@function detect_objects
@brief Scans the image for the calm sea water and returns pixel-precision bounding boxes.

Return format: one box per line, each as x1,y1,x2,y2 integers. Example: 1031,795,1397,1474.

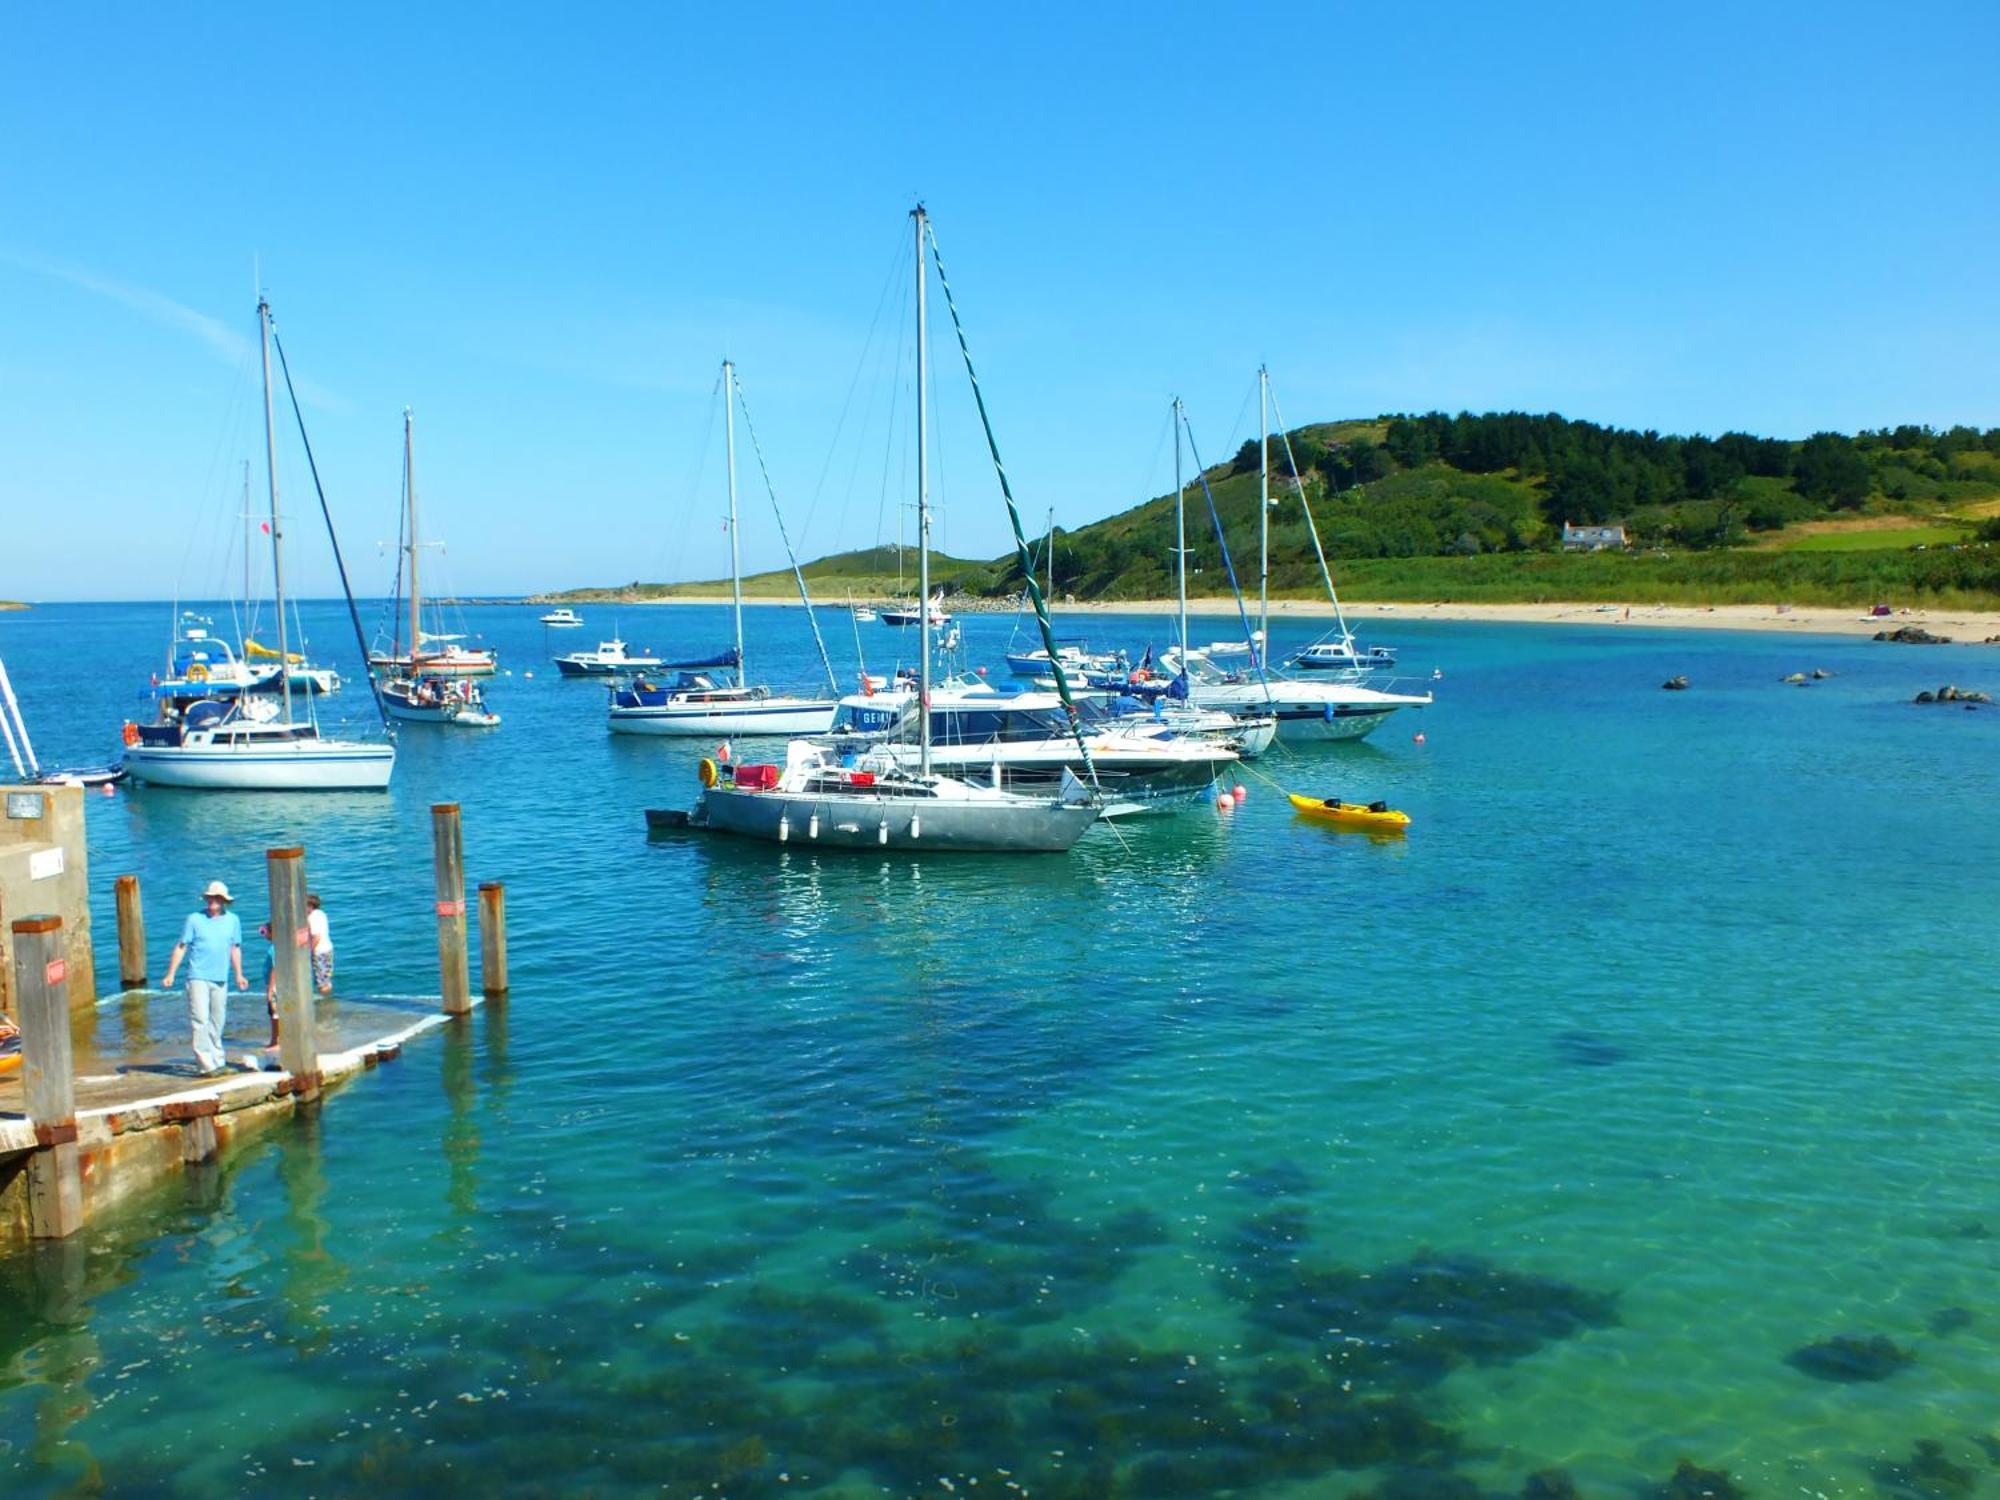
0,599,1996,1498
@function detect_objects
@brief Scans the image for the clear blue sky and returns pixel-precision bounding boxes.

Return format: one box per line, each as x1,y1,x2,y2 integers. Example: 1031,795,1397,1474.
4,2,1996,601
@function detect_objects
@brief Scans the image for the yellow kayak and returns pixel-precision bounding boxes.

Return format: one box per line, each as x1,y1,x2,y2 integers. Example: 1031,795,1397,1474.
1288,792,1411,832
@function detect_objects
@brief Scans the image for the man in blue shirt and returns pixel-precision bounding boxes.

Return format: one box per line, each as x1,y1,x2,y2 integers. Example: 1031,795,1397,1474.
162,879,249,1076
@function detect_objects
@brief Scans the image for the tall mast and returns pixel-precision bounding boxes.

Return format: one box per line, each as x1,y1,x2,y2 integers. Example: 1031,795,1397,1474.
1258,365,1270,666
1174,396,1188,660
258,295,295,724
404,408,421,670
724,359,745,685
241,460,253,629
1045,506,1054,601
913,204,932,778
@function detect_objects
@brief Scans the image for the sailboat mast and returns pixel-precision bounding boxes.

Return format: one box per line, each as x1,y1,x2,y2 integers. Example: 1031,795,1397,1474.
258,295,295,724
241,460,253,628
1258,365,1270,666
724,359,745,685
405,408,421,670
1045,507,1054,601
914,204,932,778
1174,396,1188,659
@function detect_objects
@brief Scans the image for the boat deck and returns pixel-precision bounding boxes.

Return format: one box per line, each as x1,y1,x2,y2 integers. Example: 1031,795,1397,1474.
0,989,454,1150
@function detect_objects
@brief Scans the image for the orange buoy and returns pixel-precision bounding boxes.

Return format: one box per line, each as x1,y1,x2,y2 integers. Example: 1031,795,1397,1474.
1231,784,1247,804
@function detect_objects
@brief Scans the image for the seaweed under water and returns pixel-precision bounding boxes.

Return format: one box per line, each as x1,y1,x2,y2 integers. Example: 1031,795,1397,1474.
1786,1334,1917,1382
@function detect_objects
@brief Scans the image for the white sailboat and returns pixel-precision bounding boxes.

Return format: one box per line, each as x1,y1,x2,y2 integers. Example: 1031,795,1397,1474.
609,360,839,737
1260,368,1397,678
1160,391,1429,742
692,206,1100,853
380,410,499,728
122,295,395,791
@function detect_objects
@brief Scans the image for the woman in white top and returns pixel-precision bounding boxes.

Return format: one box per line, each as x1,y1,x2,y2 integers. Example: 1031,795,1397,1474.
306,892,335,995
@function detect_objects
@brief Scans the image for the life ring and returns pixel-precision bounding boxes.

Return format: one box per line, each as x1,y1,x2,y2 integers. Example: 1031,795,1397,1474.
697,756,719,788
121,722,141,747
186,662,209,682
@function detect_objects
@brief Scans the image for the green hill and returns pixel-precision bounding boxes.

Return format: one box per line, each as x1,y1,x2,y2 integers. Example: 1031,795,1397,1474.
554,413,2000,610
542,546,1000,603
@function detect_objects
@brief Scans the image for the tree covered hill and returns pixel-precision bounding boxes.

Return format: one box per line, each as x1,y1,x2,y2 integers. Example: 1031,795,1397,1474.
552,413,2000,607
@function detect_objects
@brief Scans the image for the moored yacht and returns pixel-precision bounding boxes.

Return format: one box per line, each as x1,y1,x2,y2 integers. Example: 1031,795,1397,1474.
122,295,394,791
556,638,661,677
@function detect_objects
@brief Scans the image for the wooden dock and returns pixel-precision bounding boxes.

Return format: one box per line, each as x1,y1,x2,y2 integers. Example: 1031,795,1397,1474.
0,797,506,1245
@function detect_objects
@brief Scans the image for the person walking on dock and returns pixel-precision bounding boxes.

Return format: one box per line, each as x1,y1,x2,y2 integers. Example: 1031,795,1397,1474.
306,892,334,996
161,880,248,1076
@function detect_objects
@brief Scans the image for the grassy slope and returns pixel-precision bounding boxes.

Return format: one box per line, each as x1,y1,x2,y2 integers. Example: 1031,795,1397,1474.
550,424,2000,609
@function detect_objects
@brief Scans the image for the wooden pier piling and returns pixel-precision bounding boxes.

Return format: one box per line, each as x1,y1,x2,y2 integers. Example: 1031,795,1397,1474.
432,804,471,1015
12,915,83,1238
477,881,507,998
115,874,146,989
266,847,320,1102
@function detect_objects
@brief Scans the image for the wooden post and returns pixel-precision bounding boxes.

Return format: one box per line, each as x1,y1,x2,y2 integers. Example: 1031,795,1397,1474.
12,915,84,1238
477,881,508,998
266,846,319,1101
432,804,471,1015
115,874,146,989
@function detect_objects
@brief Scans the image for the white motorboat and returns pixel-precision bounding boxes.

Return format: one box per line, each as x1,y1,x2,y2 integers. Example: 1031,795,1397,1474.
1291,637,1398,675
556,638,661,677
880,592,950,628
539,607,584,626
121,295,394,792
608,361,841,737
1161,647,1429,741
851,604,877,623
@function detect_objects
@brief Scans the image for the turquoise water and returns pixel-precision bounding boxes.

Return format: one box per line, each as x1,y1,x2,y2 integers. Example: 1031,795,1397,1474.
1,601,1996,1497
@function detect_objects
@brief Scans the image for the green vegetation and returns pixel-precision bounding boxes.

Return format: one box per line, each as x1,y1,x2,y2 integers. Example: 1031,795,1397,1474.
554,413,2000,609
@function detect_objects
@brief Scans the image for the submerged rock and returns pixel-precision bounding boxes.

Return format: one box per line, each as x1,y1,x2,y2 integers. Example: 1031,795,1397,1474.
1786,1333,1916,1382
1659,1458,1746,1500
1811,668,1833,678
1524,1469,1580,1500
1873,1438,1980,1500
1927,1306,1974,1337
1554,1030,1628,1067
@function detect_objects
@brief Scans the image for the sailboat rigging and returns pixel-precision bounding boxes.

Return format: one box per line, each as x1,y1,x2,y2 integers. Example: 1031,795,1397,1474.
687,205,1100,851
121,295,396,790
609,360,842,737
380,409,500,727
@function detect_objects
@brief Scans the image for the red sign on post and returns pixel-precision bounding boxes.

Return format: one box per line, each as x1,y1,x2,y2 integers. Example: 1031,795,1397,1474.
435,899,466,918
44,958,67,986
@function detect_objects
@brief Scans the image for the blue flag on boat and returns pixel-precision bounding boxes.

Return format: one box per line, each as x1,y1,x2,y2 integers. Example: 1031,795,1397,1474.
1167,669,1189,701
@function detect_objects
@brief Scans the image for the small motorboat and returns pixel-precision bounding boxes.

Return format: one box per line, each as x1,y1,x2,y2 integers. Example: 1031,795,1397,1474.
1287,791,1411,832
540,607,584,626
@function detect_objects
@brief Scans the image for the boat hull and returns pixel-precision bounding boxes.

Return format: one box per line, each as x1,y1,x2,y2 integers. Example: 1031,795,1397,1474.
609,700,839,736
368,654,496,679
696,786,1096,852
122,742,395,790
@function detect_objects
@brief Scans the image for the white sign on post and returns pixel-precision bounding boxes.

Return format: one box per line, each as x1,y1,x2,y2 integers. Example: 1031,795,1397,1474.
28,846,64,881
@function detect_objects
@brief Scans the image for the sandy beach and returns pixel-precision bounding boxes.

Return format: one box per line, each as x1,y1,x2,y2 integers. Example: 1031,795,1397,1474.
573,593,2000,644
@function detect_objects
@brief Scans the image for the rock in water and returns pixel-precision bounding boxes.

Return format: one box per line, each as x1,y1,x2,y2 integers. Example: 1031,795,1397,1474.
1875,625,1952,644
1662,675,1690,691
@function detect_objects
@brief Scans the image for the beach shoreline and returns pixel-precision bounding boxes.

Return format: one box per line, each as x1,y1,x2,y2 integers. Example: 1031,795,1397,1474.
544,594,2000,643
